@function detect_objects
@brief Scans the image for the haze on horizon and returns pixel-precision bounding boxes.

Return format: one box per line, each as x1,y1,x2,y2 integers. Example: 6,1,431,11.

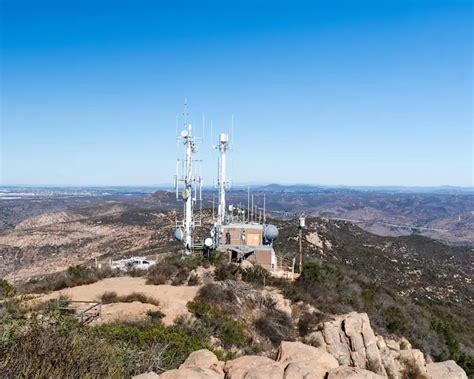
1,0,472,187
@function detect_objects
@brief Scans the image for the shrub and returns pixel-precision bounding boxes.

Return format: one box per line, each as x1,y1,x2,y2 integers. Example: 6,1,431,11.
146,310,165,323
187,273,200,286
147,264,178,285
0,279,15,299
255,308,294,345
100,292,160,306
298,311,325,337
100,291,119,304
187,298,249,349
241,266,271,286
0,298,218,376
171,268,189,286
214,262,239,281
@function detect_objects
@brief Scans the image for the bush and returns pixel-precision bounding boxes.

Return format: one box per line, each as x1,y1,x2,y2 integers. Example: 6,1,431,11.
0,298,219,376
0,279,15,299
146,310,165,323
100,292,160,306
255,307,294,345
214,262,239,281
171,268,190,286
188,298,249,349
241,266,271,286
187,273,200,286
19,265,117,293
298,311,325,337
100,291,119,304
147,264,178,285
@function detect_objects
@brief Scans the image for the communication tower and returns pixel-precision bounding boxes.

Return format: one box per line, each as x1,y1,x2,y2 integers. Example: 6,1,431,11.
174,101,203,255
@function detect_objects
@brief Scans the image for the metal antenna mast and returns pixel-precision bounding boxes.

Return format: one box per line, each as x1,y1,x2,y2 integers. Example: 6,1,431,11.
217,132,230,228
175,100,202,255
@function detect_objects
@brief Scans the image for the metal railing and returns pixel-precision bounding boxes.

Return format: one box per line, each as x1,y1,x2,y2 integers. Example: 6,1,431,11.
56,300,102,325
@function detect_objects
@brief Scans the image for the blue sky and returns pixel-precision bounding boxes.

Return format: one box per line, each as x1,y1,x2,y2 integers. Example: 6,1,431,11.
1,0,472,186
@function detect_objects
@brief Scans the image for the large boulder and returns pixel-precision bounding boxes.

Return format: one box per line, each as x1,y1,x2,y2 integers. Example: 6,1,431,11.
277,341,339,379
306,312,386,376
132,372,160,379
179,349,224,373
157,349,224,379
426,361,468,379
224,355,278,379
160,367,223,379
328,366,385,378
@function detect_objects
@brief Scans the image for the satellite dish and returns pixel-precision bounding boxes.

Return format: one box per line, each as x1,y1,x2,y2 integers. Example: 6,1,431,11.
182,188,190,200
181,130,189,138
264,224,279,242
204,238,213,248
174,228,184,242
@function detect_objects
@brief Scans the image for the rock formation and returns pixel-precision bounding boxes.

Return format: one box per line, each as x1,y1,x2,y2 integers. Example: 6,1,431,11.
133,312,467,379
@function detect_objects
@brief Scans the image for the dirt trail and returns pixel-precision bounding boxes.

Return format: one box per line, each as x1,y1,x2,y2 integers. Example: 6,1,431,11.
32,277,200,325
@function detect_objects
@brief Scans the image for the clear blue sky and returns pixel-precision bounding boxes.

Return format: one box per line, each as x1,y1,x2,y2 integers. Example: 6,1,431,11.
1,0,472,187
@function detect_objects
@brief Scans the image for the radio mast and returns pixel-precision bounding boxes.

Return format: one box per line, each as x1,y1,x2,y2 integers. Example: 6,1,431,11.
174,101,202,255
217,132,230,226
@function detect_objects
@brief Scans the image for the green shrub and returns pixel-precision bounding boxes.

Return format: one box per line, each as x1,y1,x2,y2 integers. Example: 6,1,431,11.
241,266,271,286
100,291,160,306
188,298,249,349
0,279,15,299
255,307,294,345
1,298,219,377
214,262,239,281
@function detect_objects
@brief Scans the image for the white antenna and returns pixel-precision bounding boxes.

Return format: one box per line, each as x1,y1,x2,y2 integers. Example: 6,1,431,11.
251,194,254,222
247,185,250,223
263,193,266,223
217,131,230,228
174,100,202,255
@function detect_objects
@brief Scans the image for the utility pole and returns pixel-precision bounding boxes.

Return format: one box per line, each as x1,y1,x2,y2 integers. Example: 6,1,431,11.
298,215,305,273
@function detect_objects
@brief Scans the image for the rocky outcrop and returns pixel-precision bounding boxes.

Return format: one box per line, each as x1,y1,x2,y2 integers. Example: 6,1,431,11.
304,312,436,379
328,366,384,378
157,349,225,379
135,314,468,379
426,361,468,379
277,341,339,379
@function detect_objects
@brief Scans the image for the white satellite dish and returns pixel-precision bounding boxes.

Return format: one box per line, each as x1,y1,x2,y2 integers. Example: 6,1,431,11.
181,130,189,138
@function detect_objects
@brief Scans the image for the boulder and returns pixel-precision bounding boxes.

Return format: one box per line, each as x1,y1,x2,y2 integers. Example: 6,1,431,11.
132,372,160,379
160,367,224,379
426,360,467,379
179,349,224,373
245,363,284,379
224,355,277,379
306,312,386,376
284,360,332,379
327,366,385,379
277,341,339,379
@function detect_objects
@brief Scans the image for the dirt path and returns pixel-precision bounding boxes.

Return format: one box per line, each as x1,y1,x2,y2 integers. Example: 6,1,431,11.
32,277,200,325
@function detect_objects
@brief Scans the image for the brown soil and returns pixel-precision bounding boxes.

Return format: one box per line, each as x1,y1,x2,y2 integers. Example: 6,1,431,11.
31,277,200,326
